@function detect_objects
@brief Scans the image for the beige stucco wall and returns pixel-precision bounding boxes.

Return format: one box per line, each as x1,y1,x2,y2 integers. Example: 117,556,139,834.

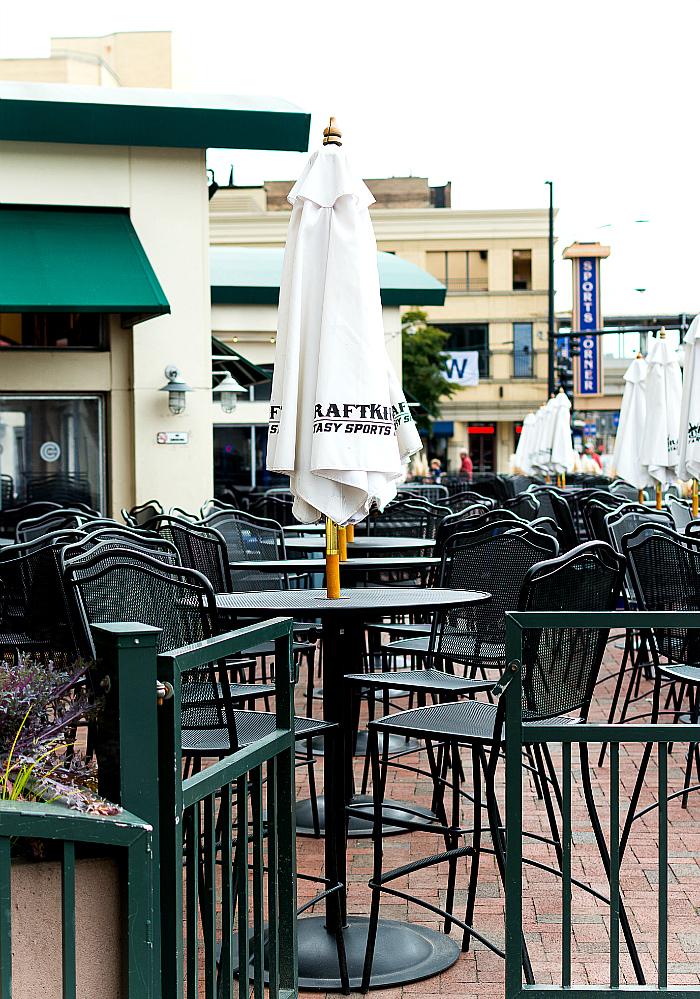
0,139,213,515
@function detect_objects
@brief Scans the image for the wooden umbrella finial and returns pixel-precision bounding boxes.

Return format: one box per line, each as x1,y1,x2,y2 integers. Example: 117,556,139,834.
323,117,342,146
659,326,666,339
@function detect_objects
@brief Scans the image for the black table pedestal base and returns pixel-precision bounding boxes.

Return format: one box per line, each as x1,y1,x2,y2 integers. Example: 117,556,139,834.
234,914,461,991
296,793,438,838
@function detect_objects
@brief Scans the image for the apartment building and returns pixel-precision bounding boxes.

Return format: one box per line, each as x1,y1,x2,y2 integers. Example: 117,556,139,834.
210,177,553,474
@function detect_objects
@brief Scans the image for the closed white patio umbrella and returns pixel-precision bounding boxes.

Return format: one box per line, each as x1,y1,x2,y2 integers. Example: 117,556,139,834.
267,119,422,593
676,314,700,516
533,395,558,479
513,411,536,474
549,390,575,480
639,329,682,505
611,353,653,499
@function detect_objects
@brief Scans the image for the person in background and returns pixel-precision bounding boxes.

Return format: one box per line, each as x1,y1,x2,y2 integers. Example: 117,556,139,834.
430,458,442,483
458,449,473,482
583,444,603,472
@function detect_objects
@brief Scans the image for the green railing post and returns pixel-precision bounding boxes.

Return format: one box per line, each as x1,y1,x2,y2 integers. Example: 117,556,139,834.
92,621,162,999
504,613,524,999
275,627,298,998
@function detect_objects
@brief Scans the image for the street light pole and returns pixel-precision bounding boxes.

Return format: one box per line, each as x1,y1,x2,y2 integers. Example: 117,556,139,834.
545,180,555,397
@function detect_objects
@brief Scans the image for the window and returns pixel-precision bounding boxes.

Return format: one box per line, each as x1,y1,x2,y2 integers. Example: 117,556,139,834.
0,313,104,348
0,395,104,510
434,323,490,378
426,251,488,292
512,250,532,290
213,424,288,489
513,322,534,377
251,366,274,402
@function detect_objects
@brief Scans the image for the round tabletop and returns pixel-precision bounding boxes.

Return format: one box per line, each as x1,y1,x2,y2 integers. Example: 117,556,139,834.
215,586,489,616
284,536,435,552
228,556,440,573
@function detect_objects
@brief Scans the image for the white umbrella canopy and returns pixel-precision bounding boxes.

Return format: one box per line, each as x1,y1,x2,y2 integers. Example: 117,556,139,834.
513,411,536,474
639,332,682,486
549,391,575,475
267,129,422,526
533,396,558,475
677,315,700,481
527,404,548,475
611,354,653,490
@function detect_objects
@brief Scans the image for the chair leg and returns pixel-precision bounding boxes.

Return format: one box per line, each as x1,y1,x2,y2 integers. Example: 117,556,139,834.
361,728,385,994
463,744,483,952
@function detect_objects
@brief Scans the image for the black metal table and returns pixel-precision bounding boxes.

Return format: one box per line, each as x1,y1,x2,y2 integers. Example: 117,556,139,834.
216,586,491,990
228,555,440,576
284,535,435,554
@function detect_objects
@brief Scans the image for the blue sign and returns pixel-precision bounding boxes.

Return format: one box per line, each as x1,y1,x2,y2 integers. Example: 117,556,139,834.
579,334,599,394
613,411,620,429
578,257,598,331
583,423,597,436
557,335,570,359
431,422,454,436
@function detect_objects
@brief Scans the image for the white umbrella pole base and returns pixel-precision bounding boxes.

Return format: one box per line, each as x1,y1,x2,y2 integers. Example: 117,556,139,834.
295,792,437,838
232,914,460,990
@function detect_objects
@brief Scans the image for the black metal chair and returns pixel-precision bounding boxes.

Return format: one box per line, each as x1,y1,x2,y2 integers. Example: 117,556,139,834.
370,499,450,540
443,490,496,514
202,510,289,591
501,493,540,520
548,491,580,550
669,495,693,531
0,501,63,538
141,514,231,593
397,483,450,504
357,541,632,990
121,500,164,528
15,508,88,544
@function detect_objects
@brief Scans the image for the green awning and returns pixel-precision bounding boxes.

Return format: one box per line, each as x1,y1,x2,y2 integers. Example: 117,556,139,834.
0,208,170,324
212,337,271,387
210,247,446,306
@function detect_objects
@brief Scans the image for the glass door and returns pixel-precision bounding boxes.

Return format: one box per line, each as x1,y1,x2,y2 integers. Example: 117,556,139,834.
0,395,104,510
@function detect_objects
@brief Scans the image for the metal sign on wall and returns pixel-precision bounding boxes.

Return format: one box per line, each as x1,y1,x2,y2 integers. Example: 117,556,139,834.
563,243,610,398
445,351,479,386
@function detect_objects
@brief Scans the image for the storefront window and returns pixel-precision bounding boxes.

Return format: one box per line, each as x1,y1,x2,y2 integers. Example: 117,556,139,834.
0,396,104,510
0,313,104,349
214,424,288,491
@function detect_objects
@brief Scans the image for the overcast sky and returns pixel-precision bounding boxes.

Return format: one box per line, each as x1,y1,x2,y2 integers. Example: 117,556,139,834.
1,0,698,334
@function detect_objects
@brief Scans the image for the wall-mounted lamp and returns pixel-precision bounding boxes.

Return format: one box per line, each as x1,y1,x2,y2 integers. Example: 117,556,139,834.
159,365,193,415
213,371,247,414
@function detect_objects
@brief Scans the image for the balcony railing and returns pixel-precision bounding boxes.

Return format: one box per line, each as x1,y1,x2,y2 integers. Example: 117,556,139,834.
445,277,489,293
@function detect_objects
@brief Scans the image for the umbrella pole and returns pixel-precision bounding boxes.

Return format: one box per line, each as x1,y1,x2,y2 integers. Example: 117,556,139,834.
694,479,699,519
656,483,662,510
561,471,566,489
338,526,347,561
346,524,354,542
638,489,644,504
325,518,340,598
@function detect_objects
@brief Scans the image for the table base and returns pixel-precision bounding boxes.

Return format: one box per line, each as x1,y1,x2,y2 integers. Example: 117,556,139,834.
234,914,460,990
296,793,437,838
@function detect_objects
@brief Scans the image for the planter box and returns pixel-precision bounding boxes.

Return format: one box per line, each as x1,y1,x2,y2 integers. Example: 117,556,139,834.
10,856,121,998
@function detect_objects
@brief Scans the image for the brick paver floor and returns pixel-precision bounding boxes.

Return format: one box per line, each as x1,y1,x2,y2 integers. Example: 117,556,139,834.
290,629,700,997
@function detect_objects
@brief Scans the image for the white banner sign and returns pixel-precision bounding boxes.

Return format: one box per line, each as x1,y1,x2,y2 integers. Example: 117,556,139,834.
445,351,479,386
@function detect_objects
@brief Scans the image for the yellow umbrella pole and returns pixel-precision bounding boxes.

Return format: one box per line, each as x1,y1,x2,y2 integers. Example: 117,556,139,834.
656,483,662,510
561,472,566,489
638,489,644,504
693,479,699,519
338,526,347,561
346,524,355,542
325,518,340,598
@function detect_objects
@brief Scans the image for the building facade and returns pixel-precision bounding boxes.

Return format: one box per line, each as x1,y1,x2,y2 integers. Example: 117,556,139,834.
210,179,553,475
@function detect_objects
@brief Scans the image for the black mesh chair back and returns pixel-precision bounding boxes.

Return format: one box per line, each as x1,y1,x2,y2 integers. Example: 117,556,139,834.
371,499,450,540
609,480,640,501
247,491,297,526
443,490,496,514
204,510,287,591
622,524,700,665
582,497,622,542
549,491,580,550
0,532,86,655
435,508,523,553
64,547,219,658
511,474,543,494
397,483,450,504
502,493,540,520
517,541,626,720
0,502,62,538
15,509,87,544
60,529,181,569
524,485,567,525
141,515,231,593
605,503,674,553
685,520,700,541
668,496,693,531
469,474,511,503
121,500,164,528
428,527,559,671
200,498,239,519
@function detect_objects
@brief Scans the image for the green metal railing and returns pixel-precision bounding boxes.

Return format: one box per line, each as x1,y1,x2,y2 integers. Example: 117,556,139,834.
93,616,298,999
503,610,700,999
0,799,154,999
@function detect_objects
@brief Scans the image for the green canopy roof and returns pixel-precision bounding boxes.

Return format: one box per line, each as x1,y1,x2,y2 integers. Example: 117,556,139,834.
212,336,271,387
210,247,446,307
0,81,310,152
0,208,169,323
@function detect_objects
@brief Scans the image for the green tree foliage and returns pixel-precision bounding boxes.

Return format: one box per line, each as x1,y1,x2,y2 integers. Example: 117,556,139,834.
401,309,456,432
